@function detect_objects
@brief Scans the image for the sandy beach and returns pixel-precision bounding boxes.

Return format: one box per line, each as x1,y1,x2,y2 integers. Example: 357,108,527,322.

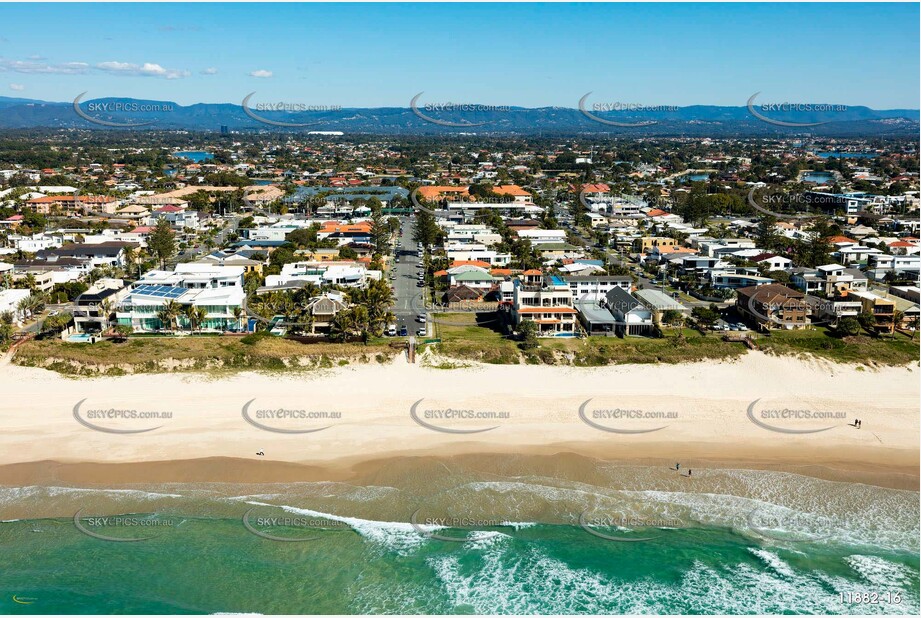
1,352,918,490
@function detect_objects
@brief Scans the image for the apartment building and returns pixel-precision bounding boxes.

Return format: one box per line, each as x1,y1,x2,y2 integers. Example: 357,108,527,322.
848,290,897,334
446,243,512,266
563,275,631,301
512,275,578,337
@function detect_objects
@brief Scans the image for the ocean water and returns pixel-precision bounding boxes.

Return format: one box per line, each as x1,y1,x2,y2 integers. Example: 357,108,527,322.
0,464,918,614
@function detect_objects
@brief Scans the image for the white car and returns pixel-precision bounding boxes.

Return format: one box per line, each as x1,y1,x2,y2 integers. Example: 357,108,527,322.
416,328,427,337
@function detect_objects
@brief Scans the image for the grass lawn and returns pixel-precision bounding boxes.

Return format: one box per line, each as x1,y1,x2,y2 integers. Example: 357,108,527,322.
537,328,747,365
433,314,918,367
432,312,521,364
755,327,919,366
433,313,748,365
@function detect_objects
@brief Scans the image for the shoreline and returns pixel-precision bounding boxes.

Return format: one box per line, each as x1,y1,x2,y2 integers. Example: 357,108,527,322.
0,352,917,497
1,448,917,492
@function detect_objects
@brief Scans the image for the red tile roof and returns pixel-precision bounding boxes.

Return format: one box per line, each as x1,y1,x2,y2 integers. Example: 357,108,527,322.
417,185,470,200
493,185,531,197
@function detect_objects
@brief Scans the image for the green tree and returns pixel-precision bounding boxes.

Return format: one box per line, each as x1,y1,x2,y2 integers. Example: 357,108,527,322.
857,311,877,336
518,319,539,350
0,311,15,349
42,312,72,335
413,208,442,248
661,309,684,327
148,219,176,268
691,305,720,328
836,316,860,337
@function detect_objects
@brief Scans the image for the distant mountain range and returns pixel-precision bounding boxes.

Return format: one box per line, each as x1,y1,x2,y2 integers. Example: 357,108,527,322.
0,96,917,137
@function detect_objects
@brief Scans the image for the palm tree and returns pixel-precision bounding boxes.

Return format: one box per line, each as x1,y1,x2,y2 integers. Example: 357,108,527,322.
192,306,208,333
181,305,208,333
156,300,181,332
182,305,197,332
348,279,395,336
232,306,245,332
99,299,114,333
123,245,139,280
908,314,920,341
329,307,360,342
16,296,32,322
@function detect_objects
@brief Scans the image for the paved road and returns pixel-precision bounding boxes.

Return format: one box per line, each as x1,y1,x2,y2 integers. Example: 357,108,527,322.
216,214,242,246
168,215,241,266
17,302,73,335
388,216,426,334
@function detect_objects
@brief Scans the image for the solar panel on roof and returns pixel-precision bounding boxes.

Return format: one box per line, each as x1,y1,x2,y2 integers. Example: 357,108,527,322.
133,284,186,298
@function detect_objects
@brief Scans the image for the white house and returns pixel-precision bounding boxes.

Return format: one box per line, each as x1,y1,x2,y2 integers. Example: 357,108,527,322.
115,264,246,332
0,288,31,324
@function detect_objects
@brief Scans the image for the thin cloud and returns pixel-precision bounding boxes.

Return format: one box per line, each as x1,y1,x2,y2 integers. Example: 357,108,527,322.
96,61,191,80
9,83,25,91
249,69,273,79
201,67,218,75
0,58,90,75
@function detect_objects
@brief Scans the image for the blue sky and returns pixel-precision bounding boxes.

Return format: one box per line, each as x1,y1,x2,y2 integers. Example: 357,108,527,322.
0,2,917,108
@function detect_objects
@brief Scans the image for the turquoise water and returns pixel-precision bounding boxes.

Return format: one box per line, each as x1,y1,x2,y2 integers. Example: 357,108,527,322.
803,171,836,183
817,152,877,159
1,466,918,614
173,151,214,162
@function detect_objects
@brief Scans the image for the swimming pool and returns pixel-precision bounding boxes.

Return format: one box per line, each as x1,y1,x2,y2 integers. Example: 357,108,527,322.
66,333,94,343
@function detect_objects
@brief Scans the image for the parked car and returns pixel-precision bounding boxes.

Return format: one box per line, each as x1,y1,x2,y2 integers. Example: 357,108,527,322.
416,328,427,337
416,314,426,323
398,326,408,337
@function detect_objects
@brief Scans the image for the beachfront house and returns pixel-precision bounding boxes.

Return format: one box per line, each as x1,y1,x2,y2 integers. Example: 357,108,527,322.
115,264,246,332
73,279,130,334
512,275,578,337
735,284,808,331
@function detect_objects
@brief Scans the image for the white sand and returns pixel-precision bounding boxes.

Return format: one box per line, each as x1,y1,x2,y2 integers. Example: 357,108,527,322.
0,352,917,475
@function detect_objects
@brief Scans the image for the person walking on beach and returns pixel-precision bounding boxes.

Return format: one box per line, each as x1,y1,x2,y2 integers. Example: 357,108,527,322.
675,463,680,471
